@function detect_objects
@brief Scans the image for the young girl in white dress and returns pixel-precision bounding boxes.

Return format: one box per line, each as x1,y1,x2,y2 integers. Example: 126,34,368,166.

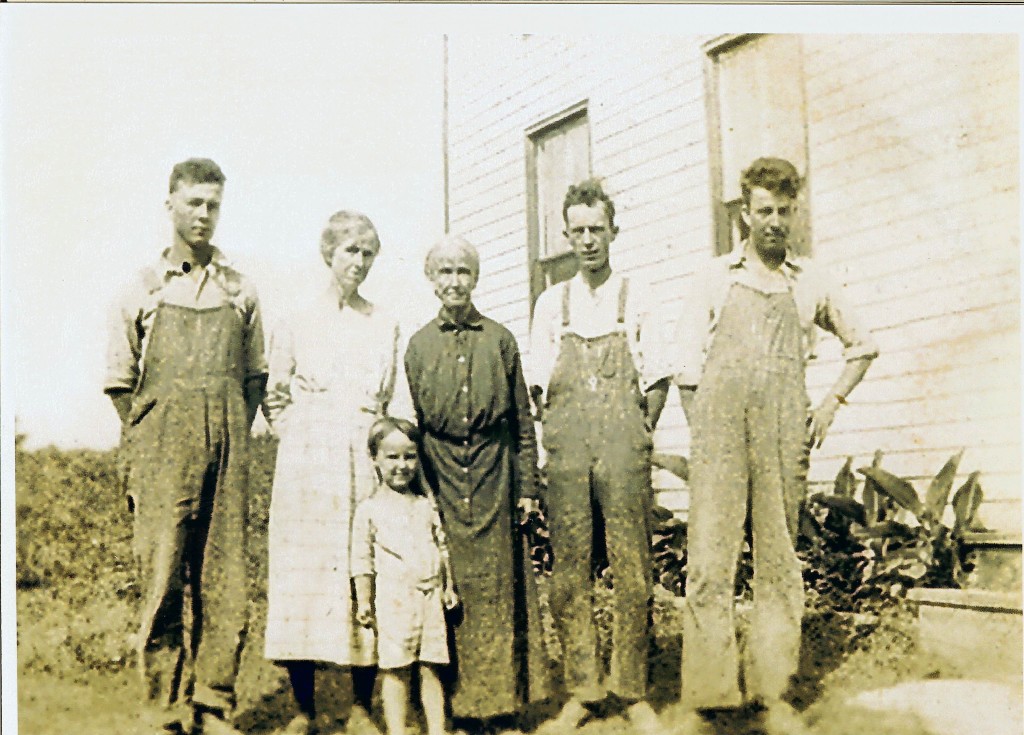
352,417,459,735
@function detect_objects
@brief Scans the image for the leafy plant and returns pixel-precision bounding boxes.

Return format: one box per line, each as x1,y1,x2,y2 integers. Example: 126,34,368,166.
798,457,873,613
857,450,986,593
651,504,687,596
800,448,986,605
520,448,985,612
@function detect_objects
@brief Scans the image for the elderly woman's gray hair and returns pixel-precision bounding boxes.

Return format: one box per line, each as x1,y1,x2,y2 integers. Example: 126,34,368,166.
423,235,480,278
320,211,380,265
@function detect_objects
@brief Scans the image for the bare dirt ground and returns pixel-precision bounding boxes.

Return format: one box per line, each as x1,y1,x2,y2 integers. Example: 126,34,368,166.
16,584,943,735
13,439,982,735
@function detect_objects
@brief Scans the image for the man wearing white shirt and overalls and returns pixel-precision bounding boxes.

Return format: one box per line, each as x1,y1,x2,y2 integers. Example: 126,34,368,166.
528,178,669,735
672,157,878,735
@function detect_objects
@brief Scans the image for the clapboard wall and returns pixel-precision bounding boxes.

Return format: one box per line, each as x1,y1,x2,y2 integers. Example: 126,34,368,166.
445,34,1020,531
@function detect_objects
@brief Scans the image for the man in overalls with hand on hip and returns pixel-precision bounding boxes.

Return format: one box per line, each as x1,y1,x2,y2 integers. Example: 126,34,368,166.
671,157,878,735
105,158,267,735
529,178,670,735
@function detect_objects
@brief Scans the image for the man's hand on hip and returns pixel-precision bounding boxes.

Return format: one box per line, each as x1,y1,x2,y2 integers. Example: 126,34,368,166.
808,395,841,448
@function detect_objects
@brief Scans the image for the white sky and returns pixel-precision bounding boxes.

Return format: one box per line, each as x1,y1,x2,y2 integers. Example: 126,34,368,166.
3,4,1022,451
2,5,445,449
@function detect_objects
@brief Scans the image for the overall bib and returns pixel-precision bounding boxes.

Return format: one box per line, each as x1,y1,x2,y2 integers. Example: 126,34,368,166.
682,282,808,710
126,302,250,726
542,278,653,703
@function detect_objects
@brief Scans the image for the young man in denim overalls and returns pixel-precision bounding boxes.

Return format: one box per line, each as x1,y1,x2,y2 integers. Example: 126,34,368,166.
105,159,267,735
529,179,670,735
672,158,877,735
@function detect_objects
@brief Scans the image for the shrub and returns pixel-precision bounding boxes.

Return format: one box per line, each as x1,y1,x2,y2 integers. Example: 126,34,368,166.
800,449,986,607
15,432,280,679
16,440,138,676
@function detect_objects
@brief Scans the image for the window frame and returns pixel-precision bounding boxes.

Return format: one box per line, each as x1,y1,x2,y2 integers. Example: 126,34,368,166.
525,100,591,310
703,33,812,257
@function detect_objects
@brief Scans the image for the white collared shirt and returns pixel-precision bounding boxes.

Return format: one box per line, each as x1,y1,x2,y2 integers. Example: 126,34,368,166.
528,271,669,392
104,245,266,393
670,244,879,387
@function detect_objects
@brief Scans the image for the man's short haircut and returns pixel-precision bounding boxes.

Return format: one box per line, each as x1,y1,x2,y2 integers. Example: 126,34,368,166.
168,158,226,193
562,177,617,230
320,210,380,265
424,235,480,279
740,157,802,206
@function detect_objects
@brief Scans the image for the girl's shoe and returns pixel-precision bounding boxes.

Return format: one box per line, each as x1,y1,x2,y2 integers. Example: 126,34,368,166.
280,713,314,735
762,701,810,735
535,699,591,734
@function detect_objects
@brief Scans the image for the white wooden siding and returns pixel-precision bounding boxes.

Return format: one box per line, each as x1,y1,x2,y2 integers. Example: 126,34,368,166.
446,34,1019,531
799,34,1019,531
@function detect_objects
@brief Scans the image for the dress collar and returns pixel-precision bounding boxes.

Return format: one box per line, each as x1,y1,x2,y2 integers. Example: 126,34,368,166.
325,282,374,315
436,304,484,331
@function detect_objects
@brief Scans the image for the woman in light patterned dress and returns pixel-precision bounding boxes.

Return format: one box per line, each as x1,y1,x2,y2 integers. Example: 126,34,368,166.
263,211,405,735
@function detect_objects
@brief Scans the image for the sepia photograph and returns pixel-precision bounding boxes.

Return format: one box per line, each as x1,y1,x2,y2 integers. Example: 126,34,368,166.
2,5,1021,735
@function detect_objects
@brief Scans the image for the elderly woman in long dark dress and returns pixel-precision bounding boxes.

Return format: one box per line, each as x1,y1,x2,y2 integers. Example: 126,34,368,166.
403,235,544,731
263,211,405,735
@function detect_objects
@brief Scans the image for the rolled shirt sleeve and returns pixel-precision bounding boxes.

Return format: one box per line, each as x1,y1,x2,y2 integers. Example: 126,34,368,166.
670,261,716,388
810,264,880,362
104,286,145,394
633,283,672,391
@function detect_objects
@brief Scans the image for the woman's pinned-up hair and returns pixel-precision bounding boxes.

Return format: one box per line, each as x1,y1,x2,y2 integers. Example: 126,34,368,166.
423,234,480,279
320,210,380,265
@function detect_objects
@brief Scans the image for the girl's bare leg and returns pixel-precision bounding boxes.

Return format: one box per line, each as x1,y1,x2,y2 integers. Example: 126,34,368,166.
419,664,448,735
381,668,410,735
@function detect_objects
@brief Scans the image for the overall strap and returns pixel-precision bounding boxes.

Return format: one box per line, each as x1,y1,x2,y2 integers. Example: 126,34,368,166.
617,277,629,325
561,281,571,328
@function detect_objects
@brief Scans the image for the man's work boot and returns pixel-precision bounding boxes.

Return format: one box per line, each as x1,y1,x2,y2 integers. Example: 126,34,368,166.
536,698,591,733
195,708,246,735
624,701,670,735
762,700,810,735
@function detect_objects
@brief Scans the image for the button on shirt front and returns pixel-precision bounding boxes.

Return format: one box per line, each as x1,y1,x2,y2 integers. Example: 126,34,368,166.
104,245,267,394
405,306,521,440
404,304,540,501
